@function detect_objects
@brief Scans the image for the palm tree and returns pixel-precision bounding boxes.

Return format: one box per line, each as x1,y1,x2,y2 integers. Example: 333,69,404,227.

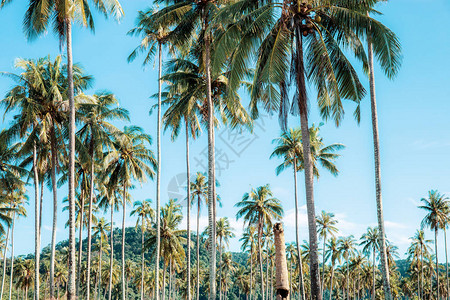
408,230,432,300
1,56,92,298
23,0,123,296
128,10,174,300
316,211,338,297
13,258,34,299
338,236,356,300
360,227,379,300
103,126,156,300
190,172,208,300
78,91,129,299
218,2,401,298
215,217,235,300
240,226,256,300
419,190,449,300
131,199,155,300
325,236,341,300
92,217,111,300
236,184,283,300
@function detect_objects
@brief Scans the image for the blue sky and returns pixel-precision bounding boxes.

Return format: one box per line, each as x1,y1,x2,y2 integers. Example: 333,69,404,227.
1,0,450,260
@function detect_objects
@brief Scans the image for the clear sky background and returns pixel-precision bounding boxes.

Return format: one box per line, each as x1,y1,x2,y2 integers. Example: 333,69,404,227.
1,0,450,260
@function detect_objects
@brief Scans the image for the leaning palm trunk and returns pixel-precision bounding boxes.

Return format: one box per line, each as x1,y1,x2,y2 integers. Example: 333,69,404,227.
186,118,191,300
293,159,305,300
196,195,201,300
50,131,58,299
66,18,77,300
367,34,392,300
0,226,10,299
109,203,114,300
204,22,217,300
295,26,321,300
121,186,127,300
155,41,162,300
33,142,40,300
8,211,15,300
86,145,96,299
258,222,265,300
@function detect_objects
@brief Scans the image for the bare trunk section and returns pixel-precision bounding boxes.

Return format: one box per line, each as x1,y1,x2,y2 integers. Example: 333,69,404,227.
435,229,440,300
98,245,103,300
445,228,449,299
155,41,162,300
293,159,305,300
1,226,10,299
141,223,145,300
367,33,392,300
258,221,265,300
33,143,40,300
321,234,326,298
50,129,58,299
329,262,335,300
121,186,127,300
8,211,15,300
186,118,191,300
109,203,114,300
196,195,201,300
295,26,321,300
273,223,289,300
66,18,77,300
76,194,85,297
250,244,253,300
372,248,375,300
87,143,96,299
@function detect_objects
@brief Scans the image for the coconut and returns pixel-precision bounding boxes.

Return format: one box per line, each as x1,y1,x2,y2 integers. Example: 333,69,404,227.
302,30,308,36
315,15,321,22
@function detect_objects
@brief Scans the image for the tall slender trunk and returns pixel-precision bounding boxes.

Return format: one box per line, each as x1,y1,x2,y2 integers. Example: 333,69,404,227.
293,159,305,300
435,229,440,300
121,186,127,300
266,253,269,300
196,195,200,300
295,25,321,300
76,194,85,297
186,118,191,300
8,211,15,300
98,245,103,300
204,14,217,300
109,203,114,300
66,18,77,300
33,142,40,300
289,253,293,297
321,233,326,298
0,226,11,299
87,144,96,299
169,261,173,300
372,248,375,300
270,255,274,300
250,245,253,300
367,32,392,300
258,222,265,300
219,238,223,300
50,129,58,299
141,223,145,300
445,228,449,300
421,246,424,300
346,258,349,300
155,41,162,300
162,262,166,300
329,262,335,300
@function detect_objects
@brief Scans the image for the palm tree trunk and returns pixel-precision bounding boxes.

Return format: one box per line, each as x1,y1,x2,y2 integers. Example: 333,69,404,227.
8,212,15,300
435,228,440,300
219,239,223,300
86,146,96,300
50,130,58,299
372,249,375,300
445,228,449,300
295,26,321,300
98,245,103,300
186,118,191,300
266,254,269,299
162,262,166,300
196,195,200,300
155,41,162,300
121,186,127,300
0,226,10,300
329,262,335,300
109,203,114,300
421,246,424,300
33,142,40,300
141,223,145,300
250,245,253,300
66,18,77,300
293,159,305,300
367,32,392,300
321,233,326,298
289,255,292,299
258,222,265,300
346,258,349,300
271,255,274,300
77,194,85,296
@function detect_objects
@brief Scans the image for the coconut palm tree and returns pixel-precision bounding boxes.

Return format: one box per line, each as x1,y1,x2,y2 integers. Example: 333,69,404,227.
236,184,283,300
103,126,156,300
77,91,129,299
325,236,341,300
240,226,256,300
92,217,110,300
215,217,235,300
13,258,34,299
407,230,432,300
316,211,338,297
23,1,123,296
190,172,208,300
338,236,356,300
360,227,380,300
218,1,401,298
131,199,155,300
419,190,449,300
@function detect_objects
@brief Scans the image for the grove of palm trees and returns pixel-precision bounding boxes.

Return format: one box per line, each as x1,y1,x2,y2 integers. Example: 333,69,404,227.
0,0,449,299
